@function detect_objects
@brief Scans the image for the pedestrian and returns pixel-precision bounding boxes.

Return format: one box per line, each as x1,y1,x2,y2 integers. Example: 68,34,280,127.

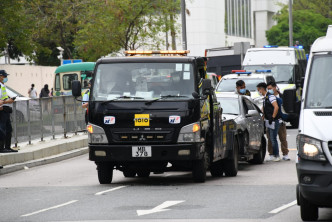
266,81,290,161
0,70,18,153
235,80,251,96
82,80,91,124
40,84,50,98
28,84,38,99
49,88,54,97
256,82,280,161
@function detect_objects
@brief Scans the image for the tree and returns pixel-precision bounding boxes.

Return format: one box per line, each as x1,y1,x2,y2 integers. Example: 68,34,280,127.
293,0,332,19
266,7,332,51
74,0,181,61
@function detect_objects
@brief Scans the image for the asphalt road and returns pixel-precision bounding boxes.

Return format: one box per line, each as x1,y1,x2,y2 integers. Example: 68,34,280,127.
1,129,332,222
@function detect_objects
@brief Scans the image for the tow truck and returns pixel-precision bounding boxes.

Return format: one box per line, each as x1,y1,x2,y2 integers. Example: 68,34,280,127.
72,50,238,184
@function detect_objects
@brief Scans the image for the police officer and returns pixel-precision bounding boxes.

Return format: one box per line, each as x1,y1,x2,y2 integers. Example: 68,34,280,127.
235,80,251,96
0,70,17,153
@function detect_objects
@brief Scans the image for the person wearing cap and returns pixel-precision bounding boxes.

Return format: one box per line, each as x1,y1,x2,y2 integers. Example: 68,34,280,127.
82,80,91,124
0,70,17,153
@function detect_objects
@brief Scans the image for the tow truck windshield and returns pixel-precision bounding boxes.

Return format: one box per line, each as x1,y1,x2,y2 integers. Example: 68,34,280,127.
92,62,195,101
305,54,332,108
243,65,294,84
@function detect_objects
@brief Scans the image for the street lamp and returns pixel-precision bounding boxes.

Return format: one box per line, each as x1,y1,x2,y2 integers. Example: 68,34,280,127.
181,0,187,50
57,46,64,65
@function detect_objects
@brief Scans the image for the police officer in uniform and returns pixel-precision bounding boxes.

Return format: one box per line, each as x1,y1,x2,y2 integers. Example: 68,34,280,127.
0,70,17,153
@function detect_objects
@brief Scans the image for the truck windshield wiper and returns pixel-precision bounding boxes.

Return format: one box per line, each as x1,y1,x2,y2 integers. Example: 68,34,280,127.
145,95,189,105
101,96,144,104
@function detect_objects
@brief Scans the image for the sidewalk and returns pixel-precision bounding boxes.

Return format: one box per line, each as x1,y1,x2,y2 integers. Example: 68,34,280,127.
0,133,88,175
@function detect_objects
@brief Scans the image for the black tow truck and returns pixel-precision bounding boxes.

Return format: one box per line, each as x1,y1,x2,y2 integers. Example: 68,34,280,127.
72,50,238,183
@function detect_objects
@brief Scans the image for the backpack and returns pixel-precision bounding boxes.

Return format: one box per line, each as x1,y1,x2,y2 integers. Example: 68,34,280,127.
276,96,289,121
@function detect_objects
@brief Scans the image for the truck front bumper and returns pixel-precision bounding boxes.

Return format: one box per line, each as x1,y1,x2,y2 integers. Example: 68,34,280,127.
297,159,332,207
89,143,204,162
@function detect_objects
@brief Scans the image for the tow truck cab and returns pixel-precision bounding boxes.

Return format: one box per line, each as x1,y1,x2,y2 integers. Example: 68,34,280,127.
243,46,307,128
72,51,238,184
289,25,332,221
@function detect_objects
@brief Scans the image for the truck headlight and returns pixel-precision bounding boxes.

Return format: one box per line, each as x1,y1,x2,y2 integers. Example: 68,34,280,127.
87,123,108,144
297,134,326,161
177,122,201,143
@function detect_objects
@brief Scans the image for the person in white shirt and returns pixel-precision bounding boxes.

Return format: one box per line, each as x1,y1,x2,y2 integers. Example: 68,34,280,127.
28,84,38,99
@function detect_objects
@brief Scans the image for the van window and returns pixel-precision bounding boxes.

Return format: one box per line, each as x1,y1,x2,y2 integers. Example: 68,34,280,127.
305,54,332,108
55,73,61,91
63,74,78,90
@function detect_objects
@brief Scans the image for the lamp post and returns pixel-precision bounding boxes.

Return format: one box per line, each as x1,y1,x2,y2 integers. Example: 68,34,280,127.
289,0,293,46
57,47,64,65
181,0,187,50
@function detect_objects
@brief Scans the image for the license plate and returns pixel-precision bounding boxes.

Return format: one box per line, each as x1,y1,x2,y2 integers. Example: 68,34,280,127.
132,146,151,157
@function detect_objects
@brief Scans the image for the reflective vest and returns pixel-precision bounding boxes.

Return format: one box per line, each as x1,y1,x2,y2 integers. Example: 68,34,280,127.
0,83,8,100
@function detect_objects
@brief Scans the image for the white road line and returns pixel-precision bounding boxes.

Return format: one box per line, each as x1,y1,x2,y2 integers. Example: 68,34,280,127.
21,200,78,217
95,185,127,196
269,200,297,214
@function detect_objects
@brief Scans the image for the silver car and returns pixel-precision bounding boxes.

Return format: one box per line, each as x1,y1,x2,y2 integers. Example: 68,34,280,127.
217,94,266,164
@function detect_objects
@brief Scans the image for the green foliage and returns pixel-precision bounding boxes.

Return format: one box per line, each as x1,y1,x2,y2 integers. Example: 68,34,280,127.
266,7,332,51
293,0,332,19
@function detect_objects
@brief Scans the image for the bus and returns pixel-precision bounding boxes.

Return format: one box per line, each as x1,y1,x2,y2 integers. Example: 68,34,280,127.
54,62,95,96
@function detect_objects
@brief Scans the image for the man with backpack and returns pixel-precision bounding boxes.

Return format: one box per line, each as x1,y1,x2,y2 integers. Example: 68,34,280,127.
257,82,281,162
266,81,290,161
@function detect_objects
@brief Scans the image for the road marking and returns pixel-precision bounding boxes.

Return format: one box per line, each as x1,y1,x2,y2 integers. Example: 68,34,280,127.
21,200,78,217
137,200,185,216
95,185,127,196
289,148,297,151
269,200,297,214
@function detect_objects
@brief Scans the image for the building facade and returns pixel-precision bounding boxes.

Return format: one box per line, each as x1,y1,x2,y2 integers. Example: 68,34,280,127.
184,0,288,56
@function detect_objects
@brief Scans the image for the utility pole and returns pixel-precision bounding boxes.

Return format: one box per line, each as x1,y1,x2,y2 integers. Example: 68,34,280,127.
181,0,187,50
289,0,293,46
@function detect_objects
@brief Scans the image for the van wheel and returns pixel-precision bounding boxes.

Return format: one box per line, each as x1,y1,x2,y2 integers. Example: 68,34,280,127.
300,192,318,221
223,136,238,177
192,153,208,183
210,161,223,177
137,170,150,178
249,136,266,164
123,169,136,177
97,163,113,184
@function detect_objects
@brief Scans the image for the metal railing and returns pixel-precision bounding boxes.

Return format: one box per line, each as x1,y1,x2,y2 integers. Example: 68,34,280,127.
11,96,86,146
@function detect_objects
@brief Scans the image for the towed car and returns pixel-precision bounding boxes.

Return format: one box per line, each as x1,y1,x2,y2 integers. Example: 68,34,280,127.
217,94,266,164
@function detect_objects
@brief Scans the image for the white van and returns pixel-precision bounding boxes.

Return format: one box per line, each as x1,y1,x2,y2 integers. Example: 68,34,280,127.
243,46,307,127
293,25,332,221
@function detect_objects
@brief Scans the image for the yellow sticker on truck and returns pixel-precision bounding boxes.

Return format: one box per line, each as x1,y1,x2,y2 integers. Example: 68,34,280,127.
134,114,150,126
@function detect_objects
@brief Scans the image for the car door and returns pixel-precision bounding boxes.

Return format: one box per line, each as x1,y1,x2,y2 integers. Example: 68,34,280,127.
243,98,261,151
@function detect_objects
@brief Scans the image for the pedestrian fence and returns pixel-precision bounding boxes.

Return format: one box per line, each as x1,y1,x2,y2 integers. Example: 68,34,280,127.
10,96,86,146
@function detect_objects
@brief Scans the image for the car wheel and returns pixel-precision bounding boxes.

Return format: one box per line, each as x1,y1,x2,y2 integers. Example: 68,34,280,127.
210,161,223,177
97,163,113,184
123,168,136,177
249,136,266,164
300,192,318,221
223,136,238,177
137,169,150,178
192,152,208,183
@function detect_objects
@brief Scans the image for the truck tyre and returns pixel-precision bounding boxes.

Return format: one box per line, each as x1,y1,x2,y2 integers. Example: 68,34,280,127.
223,136,238,177
97,164,113,184
249,136,266,164
192,153,208,183
137,170,150,178
210,161,223,177
300,192,318,221
123,169,136,177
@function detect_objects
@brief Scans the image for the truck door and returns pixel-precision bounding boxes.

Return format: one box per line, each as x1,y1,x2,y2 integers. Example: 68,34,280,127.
211,92,223,160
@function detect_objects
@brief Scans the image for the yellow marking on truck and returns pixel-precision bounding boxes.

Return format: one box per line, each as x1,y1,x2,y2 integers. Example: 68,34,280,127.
134,114,150,126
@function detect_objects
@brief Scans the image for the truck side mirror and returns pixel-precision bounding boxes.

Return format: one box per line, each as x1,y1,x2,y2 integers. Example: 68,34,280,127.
283,89,297,113
201,79,212,95
296,77,305,88
72,80,82,97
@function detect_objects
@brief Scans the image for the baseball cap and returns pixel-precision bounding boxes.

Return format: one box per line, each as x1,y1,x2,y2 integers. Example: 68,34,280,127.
0,70,9,77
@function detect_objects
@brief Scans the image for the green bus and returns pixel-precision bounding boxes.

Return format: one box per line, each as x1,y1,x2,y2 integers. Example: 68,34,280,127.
54,62,95,96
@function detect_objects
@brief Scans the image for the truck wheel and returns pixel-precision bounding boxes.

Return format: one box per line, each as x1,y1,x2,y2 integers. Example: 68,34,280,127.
192,153,208,182
137,169,150,178
223,136,238,177
210,161,223,177
97,164,113,184
123,169,136,177
300,192,318,221
249,136,266,164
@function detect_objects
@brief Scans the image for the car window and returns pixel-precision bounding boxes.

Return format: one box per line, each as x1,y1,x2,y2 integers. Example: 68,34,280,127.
244,99,255,110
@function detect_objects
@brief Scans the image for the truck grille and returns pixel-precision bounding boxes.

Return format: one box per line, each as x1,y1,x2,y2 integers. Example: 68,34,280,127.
314,111,332,116
112,130,174,143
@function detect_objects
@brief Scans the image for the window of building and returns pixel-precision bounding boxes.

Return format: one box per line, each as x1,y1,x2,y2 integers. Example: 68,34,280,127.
225,0,252,38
